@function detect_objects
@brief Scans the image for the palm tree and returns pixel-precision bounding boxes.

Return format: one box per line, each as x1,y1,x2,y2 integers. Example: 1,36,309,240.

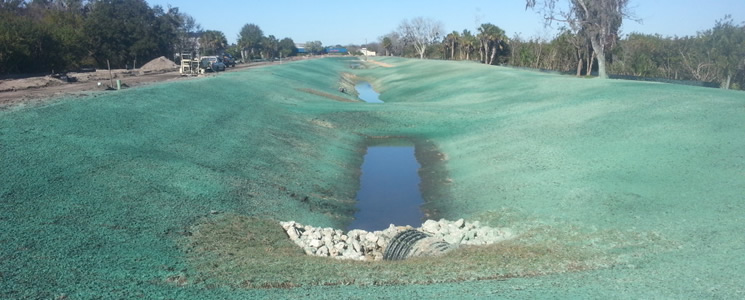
200,30,227,55
477,23,507,65
459,30,477,61
444,31,460,60
382,37,393,56
262,35,279,59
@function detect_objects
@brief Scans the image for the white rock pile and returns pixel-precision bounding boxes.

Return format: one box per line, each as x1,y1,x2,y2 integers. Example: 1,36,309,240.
280,218,513,261
420,219,513,245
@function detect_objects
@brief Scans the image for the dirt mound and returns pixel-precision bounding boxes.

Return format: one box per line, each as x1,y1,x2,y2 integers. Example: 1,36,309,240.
0,76,66,92
140,56,178,72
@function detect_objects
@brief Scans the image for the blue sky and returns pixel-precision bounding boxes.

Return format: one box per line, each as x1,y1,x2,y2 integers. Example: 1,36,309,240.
147,0,744,46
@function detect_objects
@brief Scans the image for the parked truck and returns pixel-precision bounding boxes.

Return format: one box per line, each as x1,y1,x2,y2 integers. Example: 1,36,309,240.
221,53,236,67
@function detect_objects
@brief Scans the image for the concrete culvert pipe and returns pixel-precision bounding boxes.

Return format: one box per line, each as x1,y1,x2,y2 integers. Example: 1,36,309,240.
383,229,457,260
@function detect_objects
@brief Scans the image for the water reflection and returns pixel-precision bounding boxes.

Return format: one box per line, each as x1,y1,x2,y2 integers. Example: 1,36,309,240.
355,82,383,103
348,146,425,231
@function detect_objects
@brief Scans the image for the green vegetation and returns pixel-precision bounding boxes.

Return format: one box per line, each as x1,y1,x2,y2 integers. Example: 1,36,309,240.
511,16,744,89
378,10,744,89
199,30,228,56
304,41,325,56
3,1,741,91
2,57,744,298
237,23,264,60
0,1,297,74
0,0,184,72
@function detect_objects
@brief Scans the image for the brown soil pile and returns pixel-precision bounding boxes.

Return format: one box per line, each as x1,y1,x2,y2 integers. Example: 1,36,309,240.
140,56,178,71
0,76,67,92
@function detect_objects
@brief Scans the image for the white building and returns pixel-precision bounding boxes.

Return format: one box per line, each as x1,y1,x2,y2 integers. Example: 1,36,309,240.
360,48,376,56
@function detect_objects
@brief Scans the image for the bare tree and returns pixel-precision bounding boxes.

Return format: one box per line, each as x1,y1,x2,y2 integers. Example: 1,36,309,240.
380,32,406,56
398,17,444,59
175,13,202,56
526,0,633,78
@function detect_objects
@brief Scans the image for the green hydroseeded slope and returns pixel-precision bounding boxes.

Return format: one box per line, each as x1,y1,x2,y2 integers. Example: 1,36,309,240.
1,57,743,299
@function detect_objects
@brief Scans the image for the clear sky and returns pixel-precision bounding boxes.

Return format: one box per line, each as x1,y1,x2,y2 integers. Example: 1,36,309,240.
147,0,745,46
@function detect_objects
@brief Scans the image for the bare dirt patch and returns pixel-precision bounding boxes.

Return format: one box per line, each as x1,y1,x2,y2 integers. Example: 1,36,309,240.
0,70,183,109
365,59,395,68
0,56,315,109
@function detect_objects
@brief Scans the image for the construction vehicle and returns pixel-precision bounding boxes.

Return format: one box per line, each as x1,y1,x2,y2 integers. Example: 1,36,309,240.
179,53,201,76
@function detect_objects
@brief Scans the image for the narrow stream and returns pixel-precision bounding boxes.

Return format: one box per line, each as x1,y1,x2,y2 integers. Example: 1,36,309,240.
348,145,425,231
355,81,383,103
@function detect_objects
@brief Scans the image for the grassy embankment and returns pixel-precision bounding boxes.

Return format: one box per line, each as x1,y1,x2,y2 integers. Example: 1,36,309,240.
1,56,743,298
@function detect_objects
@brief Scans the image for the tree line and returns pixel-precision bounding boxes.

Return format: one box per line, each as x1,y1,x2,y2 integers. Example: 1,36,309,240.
3,0,743,90
0,0,300,75
374,2,744,90
507,16,745,90
1,0,182,73
235,23,300,62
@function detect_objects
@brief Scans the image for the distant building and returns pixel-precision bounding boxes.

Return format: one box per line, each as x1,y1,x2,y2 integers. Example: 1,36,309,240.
295,43,307,54
360,48,376,56
326,47,348,55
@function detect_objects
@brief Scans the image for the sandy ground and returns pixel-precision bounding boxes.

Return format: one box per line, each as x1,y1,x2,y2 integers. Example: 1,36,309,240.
0,57,309,109
365,59,395,68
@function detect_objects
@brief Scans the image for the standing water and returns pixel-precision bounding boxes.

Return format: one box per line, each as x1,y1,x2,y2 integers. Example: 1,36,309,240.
355,82,383,103
348,146,425,231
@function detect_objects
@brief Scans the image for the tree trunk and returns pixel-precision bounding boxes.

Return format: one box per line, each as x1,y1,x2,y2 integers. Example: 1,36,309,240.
595,51,607,78
575,47,583,76
723,73,732,89
590,38,608,79
479,42,485,63
489,46,497,65
451,41,455,60
585,45,592,75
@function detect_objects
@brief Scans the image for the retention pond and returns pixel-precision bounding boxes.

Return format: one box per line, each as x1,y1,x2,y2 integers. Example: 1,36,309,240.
348,145,426,231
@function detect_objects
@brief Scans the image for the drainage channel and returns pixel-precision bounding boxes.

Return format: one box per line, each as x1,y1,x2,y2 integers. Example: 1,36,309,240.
280,141,515,260
348,145,425,231
355,81,383,103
